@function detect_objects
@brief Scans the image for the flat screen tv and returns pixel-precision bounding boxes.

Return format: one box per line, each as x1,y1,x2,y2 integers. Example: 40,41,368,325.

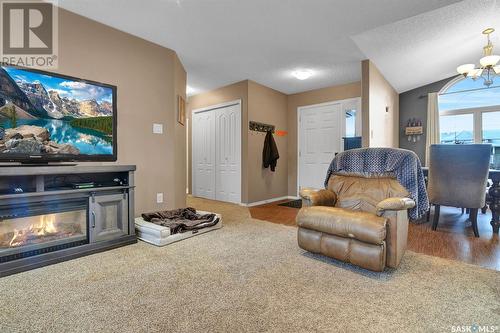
0,64,117,163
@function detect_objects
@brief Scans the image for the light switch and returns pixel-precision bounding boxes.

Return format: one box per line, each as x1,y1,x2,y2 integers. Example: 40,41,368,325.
156,192,164,203
153,123,163,134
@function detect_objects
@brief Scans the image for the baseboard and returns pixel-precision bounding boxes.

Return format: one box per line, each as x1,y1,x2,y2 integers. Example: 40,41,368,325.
241,196,299,207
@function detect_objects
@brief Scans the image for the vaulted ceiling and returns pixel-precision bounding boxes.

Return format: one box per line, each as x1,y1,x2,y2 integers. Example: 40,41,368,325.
353,0,500,92
57,0,489,95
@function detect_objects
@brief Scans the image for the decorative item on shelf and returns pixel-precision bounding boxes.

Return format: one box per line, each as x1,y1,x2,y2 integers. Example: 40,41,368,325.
457,28,500,87
405,118,423,143
177,95,186,126
249,121,275,134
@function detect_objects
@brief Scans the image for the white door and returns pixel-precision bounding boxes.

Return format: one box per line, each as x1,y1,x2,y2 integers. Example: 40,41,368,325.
299,103,343,190
215,104,241,203
192,101,241,204
192,110,216,199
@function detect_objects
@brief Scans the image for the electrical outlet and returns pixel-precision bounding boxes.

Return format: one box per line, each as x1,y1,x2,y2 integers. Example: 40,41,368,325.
153,123,163,134
156,192,163,203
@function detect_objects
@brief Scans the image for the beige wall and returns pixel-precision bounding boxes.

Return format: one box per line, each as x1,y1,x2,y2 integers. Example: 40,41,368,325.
173,56,188,208
188,71,400,200
361,61,370,147
361,60,399,148
57,9,399,211
58,9,186,215
286,82,361,196
247,81,288,202
187,80,287,204
187,80,249,203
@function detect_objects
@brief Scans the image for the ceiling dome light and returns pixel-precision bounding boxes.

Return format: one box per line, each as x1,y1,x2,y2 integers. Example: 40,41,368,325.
292,69,314,80
186,85,196,95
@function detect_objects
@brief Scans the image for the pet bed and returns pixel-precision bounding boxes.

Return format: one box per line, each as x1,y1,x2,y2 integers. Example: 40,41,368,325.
135,210,222,246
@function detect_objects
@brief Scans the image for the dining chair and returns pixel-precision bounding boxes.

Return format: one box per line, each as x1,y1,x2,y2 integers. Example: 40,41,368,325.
428,144,491,237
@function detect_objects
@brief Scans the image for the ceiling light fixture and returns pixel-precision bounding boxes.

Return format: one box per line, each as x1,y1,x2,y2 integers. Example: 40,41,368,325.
457,28,499,87
292,69,314,80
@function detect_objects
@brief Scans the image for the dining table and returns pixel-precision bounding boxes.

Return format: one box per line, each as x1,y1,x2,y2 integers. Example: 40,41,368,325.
421,166,500,234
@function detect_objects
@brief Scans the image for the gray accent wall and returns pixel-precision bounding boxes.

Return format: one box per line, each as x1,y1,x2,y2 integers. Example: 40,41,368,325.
399,76,455,165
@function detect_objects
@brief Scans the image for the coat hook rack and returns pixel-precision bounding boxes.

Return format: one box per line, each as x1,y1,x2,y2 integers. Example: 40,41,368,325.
249,121,275,133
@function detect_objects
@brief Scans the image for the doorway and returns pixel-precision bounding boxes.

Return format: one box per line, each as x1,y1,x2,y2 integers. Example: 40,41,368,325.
297,97,361,192
192,100,242,204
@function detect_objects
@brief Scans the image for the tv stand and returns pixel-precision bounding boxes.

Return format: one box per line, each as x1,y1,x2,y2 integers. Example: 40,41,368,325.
0,165,137,277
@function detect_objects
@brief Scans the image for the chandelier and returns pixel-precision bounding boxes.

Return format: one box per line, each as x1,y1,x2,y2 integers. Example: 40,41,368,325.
457,28,500,87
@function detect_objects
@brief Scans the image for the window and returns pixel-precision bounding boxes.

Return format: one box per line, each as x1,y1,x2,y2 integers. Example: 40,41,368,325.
483,111,500,169
439,82,500,111
345,110,356,137
440,114,474,144
343,98,361,138
438,77,500,169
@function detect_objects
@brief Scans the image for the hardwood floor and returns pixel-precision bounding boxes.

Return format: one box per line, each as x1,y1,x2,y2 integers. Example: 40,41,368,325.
409,206,500,270
249,201,500,271
249,200,298,226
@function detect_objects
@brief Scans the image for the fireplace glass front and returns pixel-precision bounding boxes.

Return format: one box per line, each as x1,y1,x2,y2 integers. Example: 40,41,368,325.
0,199,88,263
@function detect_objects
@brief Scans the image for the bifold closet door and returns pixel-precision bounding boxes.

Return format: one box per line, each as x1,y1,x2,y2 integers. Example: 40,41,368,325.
192,110,216,199
192,103,241,204
215,104,241,204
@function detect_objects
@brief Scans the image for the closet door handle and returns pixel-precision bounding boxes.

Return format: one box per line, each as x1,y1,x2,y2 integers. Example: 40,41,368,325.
91,211,96,228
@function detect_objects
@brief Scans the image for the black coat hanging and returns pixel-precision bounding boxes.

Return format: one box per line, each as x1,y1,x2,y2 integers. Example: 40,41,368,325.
262,131,279,172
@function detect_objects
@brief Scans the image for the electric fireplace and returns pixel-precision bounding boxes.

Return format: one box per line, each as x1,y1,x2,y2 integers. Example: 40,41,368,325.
0,199,88,263
0,165,136,277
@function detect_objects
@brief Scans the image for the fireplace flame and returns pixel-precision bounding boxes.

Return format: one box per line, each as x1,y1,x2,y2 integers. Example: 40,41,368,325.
9,214,58,247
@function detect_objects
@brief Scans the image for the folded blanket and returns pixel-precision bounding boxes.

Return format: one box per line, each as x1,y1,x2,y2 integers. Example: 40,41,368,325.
142,207,219,234
324,148,429,220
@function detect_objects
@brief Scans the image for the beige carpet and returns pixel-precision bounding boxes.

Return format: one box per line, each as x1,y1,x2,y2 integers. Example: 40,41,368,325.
1,197,499,333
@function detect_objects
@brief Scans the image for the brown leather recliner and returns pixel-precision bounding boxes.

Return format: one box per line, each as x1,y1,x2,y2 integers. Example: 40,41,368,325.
297,173,415,272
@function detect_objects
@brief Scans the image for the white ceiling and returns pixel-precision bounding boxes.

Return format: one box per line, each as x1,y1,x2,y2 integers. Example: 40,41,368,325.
57,0,463,95
353,0,500,93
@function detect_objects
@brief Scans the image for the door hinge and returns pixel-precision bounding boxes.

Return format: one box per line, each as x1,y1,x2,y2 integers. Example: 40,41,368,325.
91,192,96,203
